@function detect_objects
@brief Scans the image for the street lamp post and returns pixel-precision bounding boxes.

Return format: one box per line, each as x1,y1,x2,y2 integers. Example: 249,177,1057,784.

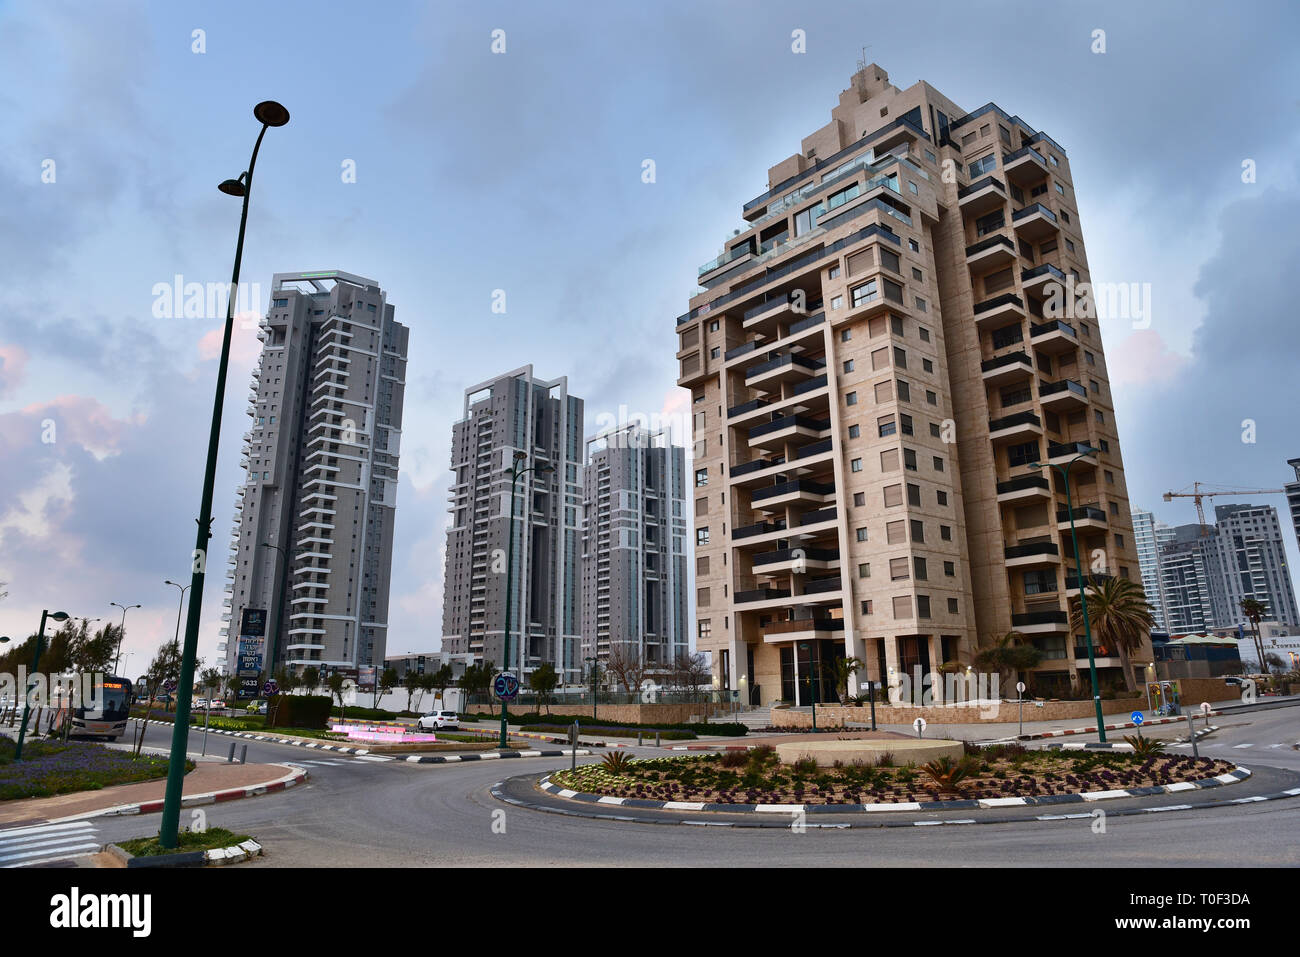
1028,446,1106,743
258,543,286,672
499,451,555,749
12,610,70,760
584,656,598,724
159,99,289,850
110,602,141,675
164,580,191,648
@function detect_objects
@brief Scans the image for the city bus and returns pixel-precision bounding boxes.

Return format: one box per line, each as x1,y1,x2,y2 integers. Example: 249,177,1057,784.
52,675,133,741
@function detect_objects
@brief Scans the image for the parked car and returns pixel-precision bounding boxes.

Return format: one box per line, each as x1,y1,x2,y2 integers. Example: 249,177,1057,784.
416,710,460,731
195,697,209,710
209,699,226,710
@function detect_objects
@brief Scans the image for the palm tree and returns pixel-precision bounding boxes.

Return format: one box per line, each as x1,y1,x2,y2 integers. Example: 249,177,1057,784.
826,656,864,705
1240,598,1266,674
1070,577,1153,693
972,631,1037,695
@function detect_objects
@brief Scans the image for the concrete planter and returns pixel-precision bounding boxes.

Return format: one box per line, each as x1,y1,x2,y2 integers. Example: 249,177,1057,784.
106,839,263,868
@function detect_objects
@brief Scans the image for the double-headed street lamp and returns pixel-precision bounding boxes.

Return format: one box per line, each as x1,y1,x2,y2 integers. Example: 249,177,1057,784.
164,580,190,645
110,601,141,675
500,451,556,748
159,99,289,850
5,609,70,760
1027,445,1106,743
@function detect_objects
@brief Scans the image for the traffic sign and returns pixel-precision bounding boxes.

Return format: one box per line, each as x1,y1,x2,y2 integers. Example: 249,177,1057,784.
1199,701,1211,715
1131,711,1144,725
493,672,520,701
913,716,927,737
263,679,279,698
1016,681,1025,694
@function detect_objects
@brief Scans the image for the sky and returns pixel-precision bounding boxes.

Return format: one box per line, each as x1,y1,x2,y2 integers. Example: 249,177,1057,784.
1,0,1299,676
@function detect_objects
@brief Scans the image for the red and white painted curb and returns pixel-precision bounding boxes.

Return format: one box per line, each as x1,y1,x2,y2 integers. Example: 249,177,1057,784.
1024,711,1222,740
42,765,308,825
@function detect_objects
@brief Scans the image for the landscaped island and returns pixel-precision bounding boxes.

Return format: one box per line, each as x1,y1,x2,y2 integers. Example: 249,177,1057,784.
550,742,1238,805
0,738,185,801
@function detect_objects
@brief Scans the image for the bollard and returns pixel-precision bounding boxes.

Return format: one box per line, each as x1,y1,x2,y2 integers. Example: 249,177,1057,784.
655,731,661,748
227,742,236,763
239,744,248,765
638,731,643,746
1186,710,1199,759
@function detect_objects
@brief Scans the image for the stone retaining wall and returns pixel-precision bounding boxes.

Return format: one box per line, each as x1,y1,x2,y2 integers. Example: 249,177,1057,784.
465,702,728,725
770,695,1146,728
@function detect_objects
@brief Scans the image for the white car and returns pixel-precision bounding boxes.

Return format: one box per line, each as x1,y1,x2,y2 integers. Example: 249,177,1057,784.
416,710,459,731
195,698,209,710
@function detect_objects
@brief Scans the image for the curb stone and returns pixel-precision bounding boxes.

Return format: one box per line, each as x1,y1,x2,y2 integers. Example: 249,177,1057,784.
531,766,1254,815
401,749,590,764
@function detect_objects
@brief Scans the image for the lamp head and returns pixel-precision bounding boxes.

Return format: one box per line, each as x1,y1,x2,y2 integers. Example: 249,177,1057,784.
513,451,527,461
1025,461,1043,471
0,636,10,644
50,611,70,622
253,100,290,127
218,176,247,197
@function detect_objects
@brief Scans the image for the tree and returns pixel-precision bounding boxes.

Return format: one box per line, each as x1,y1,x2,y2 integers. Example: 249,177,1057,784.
1240,598,1267,673
1264,652,1286,674
418,672,437,710
69,622,120,676
459,661,493,716
826,656,864,705
1071,577,1153,693
529,662,559,714
973,631,1040,695
430,664,454,710
606,645,649,696
374,666,399,709
670,652,710,702
300,666,320,695
327,672,347,718
403,671,423,713
133,639,181,755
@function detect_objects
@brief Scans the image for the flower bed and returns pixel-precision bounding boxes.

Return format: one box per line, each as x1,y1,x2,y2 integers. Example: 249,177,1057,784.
0,738,190,802
549,743,1238,805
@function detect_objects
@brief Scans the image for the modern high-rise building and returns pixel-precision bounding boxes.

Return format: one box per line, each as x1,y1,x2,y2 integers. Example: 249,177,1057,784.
1133,507,1176,631
1210,503,1300,630
222,270,408,688
675,64,1148,704
1284,457,1300,557
580,425,689,676
441,366,584,682
1158,524,1227,634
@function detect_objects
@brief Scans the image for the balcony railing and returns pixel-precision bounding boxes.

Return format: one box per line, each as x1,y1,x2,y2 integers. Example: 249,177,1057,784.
698,242,756,277
1002,146,1049,170
981,350,1033,372
1065,572,1115,591
1022,263,1067,285
730,456,775,477
1030,319,1077,340
761,618,845,635
799,506,837,525
753,547,839,567
958,175,1007,199
733,520,787,540
989,410,1042,432
803,577,844,594
1057,504,1107,524
724,339,763,361
751,479,835,502
1039,379,1088,399
1013,609,1068,627
794,438,834,459
728,398,770,418
1048,441,1096,459
973,292,1024,315
997,475,1050,495
745,354,824,380
748,416,830,439
792,374,829,397
965,234,1015,258
1004,542,1060,560
736,587,791,604
1013,202,1058,224
788,312,827,335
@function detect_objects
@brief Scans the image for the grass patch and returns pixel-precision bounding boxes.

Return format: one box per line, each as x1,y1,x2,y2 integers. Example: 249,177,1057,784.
0,738,192,802
117,826,251,858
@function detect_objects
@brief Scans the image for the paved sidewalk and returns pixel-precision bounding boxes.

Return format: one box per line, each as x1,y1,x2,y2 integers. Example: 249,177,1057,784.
0,762,304,828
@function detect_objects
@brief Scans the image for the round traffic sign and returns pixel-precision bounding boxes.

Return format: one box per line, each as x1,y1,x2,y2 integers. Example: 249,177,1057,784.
1131,711,1144,725
1199,701,1211,715
1016,681,1026,694
263,679,279,697
913,717,927,733
493,672,520,701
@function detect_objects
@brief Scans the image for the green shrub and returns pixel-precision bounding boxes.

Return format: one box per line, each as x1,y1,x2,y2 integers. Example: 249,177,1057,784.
269,695,333,730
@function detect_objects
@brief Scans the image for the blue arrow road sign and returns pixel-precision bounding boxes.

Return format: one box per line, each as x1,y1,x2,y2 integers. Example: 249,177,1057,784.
1131,711,1144,725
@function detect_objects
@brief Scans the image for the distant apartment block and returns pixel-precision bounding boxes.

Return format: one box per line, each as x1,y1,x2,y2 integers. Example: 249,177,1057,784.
675,64,1147,704
1285,457,1300,558
580,425,689,675
1158,524,1228,634
1133,507,1175,631
441,367,584,682
223,270,407,683
1211,503,1300,630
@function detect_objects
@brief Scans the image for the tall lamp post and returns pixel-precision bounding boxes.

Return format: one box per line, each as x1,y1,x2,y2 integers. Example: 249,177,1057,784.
164,580,191,646
8,610,70,760
1028,445,1106,743
499,451,555,749
159,99,289,850
259,542,287,672
110,602,141,675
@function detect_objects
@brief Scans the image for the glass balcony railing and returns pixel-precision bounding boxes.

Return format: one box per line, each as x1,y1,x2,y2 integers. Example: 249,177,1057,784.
727,399,770,419
1048,441,1096,459
733,519,786,540
1012,609,1068,627
799,506,837,525
736,587,791,603
1022,263,1067,284
748,415,831,439
753,547,839,567
751,479,835,502
698,243,757,277
980,350,1032,372
1039,379,1088,399
973,292,1024,315
989,410,1042,432
1030,319,1077,340
958,175,1006,199
1057,504,1107,524
965,234,1015,258
1002,146,1049,170
1004,542,1060,560
1013,202,1058,224
997,475,1050,495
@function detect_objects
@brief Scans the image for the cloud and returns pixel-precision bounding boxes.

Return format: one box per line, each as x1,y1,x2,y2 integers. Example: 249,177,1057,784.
0,344,27,397
1104,330,1190,388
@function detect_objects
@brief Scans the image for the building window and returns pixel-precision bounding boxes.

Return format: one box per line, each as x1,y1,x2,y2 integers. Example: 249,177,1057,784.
926,390,937,406
848,424,860,439
846,391,858,406
944,560,955,576
853,492,866,507
856,527,868,542
858,563,871,579
940,524,952,541
861,600,874,615
910,519,925,542
933,455,944,472
917,595,931,619
709,319,720,332
831,295,844,311
851,458,863,472
914,556,928,580
909,238,920,252
828,265,841,280
947,598,959,614
695,468,708,487
903,449,917,471
841,329,852,342
890,557,910,581
698,620,711,639
696,527,709,545
918,326,930,343
922,357,933,373
937,490,948,506
844,359,855,373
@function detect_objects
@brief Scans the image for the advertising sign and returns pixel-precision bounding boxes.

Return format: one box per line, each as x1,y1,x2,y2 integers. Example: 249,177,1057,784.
238,608,267,637
238,654,263,676
358,666,376,692
237,676,259,699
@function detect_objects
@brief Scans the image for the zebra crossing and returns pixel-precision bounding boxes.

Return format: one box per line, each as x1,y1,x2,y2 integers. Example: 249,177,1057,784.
0,821,101,868
1171,740,1295,751
291,755,394,767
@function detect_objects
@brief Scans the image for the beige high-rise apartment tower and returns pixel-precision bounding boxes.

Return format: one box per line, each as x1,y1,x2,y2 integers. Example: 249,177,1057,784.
677,65,1148,706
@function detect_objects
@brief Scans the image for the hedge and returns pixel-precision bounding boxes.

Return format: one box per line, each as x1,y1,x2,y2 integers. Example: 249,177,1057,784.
269,695,333,730
473,711,746,738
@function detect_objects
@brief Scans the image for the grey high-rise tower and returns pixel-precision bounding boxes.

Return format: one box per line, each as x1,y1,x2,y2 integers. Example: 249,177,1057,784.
1157,524,1227,634
1212,503,1300,630
222,270,408,687
441,366,584,681
580,425,689,677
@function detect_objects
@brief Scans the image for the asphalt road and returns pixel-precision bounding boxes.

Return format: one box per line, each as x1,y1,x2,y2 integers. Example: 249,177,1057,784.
48,703,1300,866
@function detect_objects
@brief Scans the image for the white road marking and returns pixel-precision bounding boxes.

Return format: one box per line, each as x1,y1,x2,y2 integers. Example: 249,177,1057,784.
0,821,99,867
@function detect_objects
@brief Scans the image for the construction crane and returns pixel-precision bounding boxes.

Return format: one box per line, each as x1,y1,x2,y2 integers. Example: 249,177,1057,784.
1162,482,1285,535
